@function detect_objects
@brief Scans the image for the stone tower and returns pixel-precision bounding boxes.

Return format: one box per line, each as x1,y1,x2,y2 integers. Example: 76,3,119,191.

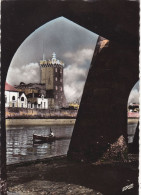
40,52,66,108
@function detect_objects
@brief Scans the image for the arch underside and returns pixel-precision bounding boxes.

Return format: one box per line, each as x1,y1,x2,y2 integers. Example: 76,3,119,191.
68,37,139,161
1,0,139,169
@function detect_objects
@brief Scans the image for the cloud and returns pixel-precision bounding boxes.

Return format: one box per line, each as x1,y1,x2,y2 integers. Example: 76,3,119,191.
9,17,98,69
64,48,94,65
128,81,139,104
63,48,94,102
6,17,98,102
6,63,40,85
128,88,139,104
7,47,94,103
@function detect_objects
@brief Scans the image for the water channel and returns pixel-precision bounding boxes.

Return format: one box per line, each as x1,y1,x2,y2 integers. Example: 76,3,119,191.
6,123,138,165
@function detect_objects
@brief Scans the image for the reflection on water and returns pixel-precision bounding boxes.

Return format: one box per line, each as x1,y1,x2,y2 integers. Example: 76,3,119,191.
6,123,138,164
6,125,73,165
127,123,138,143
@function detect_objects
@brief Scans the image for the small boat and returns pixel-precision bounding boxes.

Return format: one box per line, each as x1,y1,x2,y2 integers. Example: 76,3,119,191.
33,134,55,143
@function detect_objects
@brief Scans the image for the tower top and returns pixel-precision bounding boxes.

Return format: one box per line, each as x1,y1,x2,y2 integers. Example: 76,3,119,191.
52,52,56,59
40,52,65,67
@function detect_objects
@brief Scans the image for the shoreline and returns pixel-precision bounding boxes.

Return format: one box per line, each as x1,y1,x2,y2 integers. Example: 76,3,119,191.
6,118,76,126
6,118,138,126
127,118,139,124
7,154,138,195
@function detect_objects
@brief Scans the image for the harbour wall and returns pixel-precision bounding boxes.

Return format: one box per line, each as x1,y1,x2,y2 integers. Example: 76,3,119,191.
6,118,76,126
6,118,138,126
5,107,77,119
127,118,139,124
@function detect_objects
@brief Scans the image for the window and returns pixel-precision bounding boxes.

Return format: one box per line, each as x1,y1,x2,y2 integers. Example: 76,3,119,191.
55,86,58,90
55,68,57,72
12,96,15,100
60,87,62,91
12,103,15,107
60,69,62,73
44,102,46,108
22,103,24,108
56,95,58,99
21,97,24,101
55,77,58,81
60,79,62,82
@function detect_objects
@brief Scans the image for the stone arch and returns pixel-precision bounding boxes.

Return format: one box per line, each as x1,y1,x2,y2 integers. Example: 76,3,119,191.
4,16,99,164
1,2,139,193
68,37,139,162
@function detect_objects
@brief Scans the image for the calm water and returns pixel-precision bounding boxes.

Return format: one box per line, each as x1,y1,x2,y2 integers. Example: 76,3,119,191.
6,125,73,165
127,123,138,143
6,123,138,165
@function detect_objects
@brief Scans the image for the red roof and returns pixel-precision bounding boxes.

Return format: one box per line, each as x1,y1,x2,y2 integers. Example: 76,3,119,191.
5,82,18,92
128,112,139,118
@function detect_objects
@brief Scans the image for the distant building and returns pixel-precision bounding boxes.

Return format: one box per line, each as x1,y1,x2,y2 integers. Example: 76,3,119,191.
40,52,66,108
27,93,48,109
5,82,48,109
5,82,27,108
128,103,139,112
18,92,28,108
7,52,66,109
14,82,46,96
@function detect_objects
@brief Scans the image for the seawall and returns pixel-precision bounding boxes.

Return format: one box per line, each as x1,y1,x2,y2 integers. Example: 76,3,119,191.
128,118,139,124
6,118,138,126
6,118,76,126
5,107,77,119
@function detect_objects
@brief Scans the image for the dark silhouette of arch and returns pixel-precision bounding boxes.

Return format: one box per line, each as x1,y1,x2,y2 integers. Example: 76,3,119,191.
68,37,139,161
1,1,139,194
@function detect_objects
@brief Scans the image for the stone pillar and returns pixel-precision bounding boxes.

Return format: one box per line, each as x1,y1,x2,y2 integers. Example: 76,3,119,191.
68,38,139,162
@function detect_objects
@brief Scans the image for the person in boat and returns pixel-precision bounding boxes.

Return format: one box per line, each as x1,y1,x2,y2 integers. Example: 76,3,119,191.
49,128,54,137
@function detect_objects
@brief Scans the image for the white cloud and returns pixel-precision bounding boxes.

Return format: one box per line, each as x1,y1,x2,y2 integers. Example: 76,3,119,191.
63,48,94,102
6,48,94,103
128,89,139,104
6,63,40,85
64,48,94,65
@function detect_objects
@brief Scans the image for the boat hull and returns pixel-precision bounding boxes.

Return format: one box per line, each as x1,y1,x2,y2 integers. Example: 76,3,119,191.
33,134,55,143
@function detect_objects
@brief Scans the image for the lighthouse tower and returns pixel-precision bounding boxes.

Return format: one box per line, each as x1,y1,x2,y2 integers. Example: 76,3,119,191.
40,52,66,108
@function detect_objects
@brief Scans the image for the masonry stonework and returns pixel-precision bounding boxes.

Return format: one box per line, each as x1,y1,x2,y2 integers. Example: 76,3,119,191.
40,53,66,108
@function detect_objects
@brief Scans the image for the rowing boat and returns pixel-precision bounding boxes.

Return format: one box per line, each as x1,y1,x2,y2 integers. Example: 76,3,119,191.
33,134,55,143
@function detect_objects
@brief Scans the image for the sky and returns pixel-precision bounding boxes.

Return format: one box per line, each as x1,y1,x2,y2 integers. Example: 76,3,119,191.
6,16,139,103
128,81,139,104
6,17,98,102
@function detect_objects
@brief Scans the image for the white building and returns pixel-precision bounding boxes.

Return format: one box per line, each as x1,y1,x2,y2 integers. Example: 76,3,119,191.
37,94,48,109
5,82,48,109
5,83,28,108
5,90,19,107
18,93,28,108
5,83,20,107
27,94,48,109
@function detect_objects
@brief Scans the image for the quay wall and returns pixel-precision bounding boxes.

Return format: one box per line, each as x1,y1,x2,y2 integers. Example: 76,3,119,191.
6,118,137,126
128,118,139,124
5,107,77,119
6,118,76,126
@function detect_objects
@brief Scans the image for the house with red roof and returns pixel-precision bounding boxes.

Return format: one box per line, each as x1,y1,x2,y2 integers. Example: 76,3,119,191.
5,82,27,108
5,82,48,109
